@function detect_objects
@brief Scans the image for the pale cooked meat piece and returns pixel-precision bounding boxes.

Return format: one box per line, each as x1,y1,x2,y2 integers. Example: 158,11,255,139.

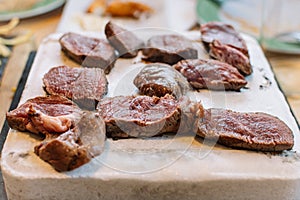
6,95,82,135
97,95,180,138
133,63,191,99
142,34,198,65
43,65,108,109
197,108,294,152
105,21,144,58
59,32,116,74
34,111,106,172
97,94,204,138
200,21,249,57
173,59,247,91
209,40,252,76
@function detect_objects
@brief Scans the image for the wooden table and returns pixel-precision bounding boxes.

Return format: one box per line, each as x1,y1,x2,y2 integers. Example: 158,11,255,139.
0,5,300,132
267,52,300,122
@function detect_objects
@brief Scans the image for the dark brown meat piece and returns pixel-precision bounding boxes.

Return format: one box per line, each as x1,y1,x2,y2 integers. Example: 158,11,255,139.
7,96,106,171
197,108,294,152
200,21,249,57
97,95,180,138
34,111,106,172
133,63,191,99
209,40,252,75
142,34,198,65
6,95,82,135
34,129,90,172
43,65,108,109
105,21,144,58
173,59,247,91
97,95,203,138
59,32,116,74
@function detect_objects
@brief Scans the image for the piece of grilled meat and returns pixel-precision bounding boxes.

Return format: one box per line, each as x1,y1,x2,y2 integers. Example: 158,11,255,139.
133,63,191,99
197,108,294,152
209,40,252,75
43,65,108,109
200,21,249,57
97,95,203,138
173,59,247,91
59,32,116,74
142,34,198,65
105,21,144,58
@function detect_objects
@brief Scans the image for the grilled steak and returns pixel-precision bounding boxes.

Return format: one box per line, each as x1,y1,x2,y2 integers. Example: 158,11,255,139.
43,65,108,109
209,40,252,75
133,63,191,98
35,111,106,172
173,59,247,91
105,21,144,58
59,32,116,74
197,108,294,152
142,34,198,65
97,95,203,138
6,95,82,135
200,21,249,57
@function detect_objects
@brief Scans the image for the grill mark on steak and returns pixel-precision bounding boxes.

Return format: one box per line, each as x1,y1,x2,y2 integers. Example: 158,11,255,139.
142,34,198,65
133,63,191,99
6,95,82,135
200,21,249,57
34,111,106,172
43,65,108,110
173,59,247,91
59,32,116,74
209,40,252,76
105,21,144,58
197,108,294,152
97,95,203,138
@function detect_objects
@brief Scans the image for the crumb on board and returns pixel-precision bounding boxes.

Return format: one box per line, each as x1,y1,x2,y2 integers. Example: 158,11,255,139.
11,87,16,92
